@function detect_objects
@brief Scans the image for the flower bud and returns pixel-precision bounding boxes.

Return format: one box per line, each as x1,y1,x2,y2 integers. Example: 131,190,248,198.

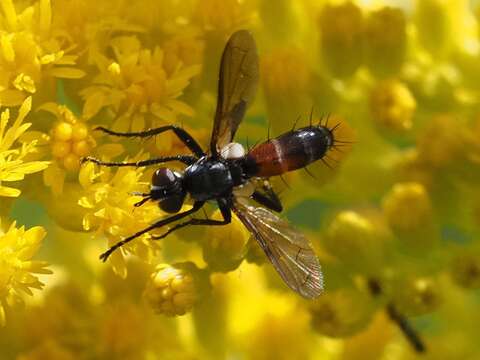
416,114,466,168
370,79,416,132
324,211,387,272
261,47,312,133
392,276,442,316
318,2,364,78
144,263,200,317
202,210,250,272
310,287,375,337
364,7,407,77
382,182,432,232
451,252,480,289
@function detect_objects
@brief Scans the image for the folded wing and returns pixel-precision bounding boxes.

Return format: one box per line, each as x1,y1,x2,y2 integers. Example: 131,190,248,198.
210,30,259,154
233,201,324,299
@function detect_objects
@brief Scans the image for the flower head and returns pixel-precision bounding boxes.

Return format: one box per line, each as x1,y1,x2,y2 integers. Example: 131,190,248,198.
143,262,200,316
26,102,123,196
0,0,85,106
81,35,201,133
370,79,416,132
364,7,407,77
318,2,364,78
0,97,49,197
0,219,51,326
78,161,162,277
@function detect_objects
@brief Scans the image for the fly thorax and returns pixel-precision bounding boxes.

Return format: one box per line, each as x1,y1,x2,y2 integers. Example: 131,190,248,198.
221,142,245,159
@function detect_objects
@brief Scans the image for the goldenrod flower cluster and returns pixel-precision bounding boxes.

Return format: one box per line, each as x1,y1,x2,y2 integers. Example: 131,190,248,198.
1,0,480,359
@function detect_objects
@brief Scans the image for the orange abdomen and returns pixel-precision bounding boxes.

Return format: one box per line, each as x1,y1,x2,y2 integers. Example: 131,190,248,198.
245,126,332,177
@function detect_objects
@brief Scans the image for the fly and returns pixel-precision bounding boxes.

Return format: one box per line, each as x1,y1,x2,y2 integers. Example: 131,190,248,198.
83,30,344,299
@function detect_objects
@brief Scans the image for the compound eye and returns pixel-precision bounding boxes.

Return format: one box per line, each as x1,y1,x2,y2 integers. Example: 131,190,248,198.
152,168,176,188
160,195,185,213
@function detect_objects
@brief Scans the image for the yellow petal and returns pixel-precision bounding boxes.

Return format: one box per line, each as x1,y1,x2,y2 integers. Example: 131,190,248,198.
49,67,86,79
18,226,47,259
54,55,78,65
79,162,95,188
0,185,21,197
39,0,51,35
0,89,26,106
19,130,50,145
11,160,50,175
83,92,106,119
0,0,17,31
0,304,5,327
43,162,65,195
95,144,124,158
0,34,15,62
165,99,194,116
16,96,31,126
36,102,60,115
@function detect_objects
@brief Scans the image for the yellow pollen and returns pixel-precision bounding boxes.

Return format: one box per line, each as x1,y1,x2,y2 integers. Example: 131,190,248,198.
108,62,121,75
51,141,71,158
63,153,80,171
72,123,89,141
72,140,90,157
54,122,73,141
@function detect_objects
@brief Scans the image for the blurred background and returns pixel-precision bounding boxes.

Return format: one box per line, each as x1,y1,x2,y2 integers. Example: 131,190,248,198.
1,0,480,359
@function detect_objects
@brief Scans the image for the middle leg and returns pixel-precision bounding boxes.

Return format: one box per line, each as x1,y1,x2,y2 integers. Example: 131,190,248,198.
152,198,232,240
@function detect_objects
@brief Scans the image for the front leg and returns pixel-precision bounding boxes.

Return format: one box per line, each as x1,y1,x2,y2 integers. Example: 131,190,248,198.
99,201,205,261
152,198,232,240
95,125,205,157
82,155,197,167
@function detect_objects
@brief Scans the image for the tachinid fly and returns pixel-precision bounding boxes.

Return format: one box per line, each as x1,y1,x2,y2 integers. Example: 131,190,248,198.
83,30,345,299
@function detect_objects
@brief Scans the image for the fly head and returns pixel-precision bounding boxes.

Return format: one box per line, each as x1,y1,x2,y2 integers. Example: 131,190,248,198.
151,168,186,213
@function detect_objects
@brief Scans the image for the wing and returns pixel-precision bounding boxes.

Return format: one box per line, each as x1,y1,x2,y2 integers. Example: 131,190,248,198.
210,30,259,155
233,201,324,299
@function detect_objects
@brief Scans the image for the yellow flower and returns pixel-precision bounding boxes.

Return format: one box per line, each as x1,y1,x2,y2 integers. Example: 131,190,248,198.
450,250,480,289
370,79,416,132
80,35,201,133
392,276,442,316
202,209,250,272
382,182,433,232
364,6,407,77
309,287,376,338
261,47,312,133
0,219,52,326
416,114,467,168
25,102,123,195
78,161,162,277
143,262,200,317
0,0,85,106
0,97,49,197
318,2,364,78
324,210,390,273
194,0,256,33
246,296,313,360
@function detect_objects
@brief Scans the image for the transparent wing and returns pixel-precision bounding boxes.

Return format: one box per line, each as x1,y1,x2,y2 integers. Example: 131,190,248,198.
210,30,259,154
233,201,324,299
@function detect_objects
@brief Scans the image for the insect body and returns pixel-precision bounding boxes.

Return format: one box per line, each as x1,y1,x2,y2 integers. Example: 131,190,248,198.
83,30,341,299
244,126,334,177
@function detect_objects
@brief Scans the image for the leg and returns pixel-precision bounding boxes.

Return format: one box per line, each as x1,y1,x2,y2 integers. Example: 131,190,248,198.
251,181,283,212
99,201,205,262
386,303,426,353
152,198,232,240
95,125,205,157
82,155,197,167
